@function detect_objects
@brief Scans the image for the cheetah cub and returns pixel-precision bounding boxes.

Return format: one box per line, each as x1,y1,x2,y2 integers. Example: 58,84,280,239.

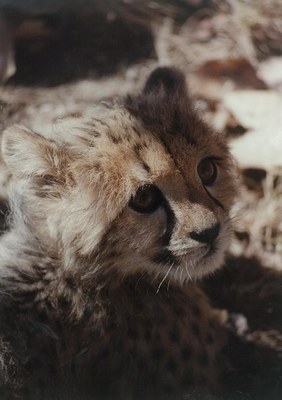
0,67,281,400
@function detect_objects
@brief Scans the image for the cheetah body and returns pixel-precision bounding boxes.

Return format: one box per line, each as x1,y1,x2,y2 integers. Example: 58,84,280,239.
0,67,281,399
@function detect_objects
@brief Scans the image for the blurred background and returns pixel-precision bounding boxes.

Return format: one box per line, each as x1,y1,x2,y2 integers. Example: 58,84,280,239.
0,0,281,268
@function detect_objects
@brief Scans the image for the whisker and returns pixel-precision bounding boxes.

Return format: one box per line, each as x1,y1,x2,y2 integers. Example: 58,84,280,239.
175,265,180,281
166,278,171,291
185,262,192,281
156,262,174,294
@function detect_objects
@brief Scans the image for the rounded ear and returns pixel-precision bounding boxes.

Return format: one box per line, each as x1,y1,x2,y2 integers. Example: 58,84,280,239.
1,125,64,179
143,66,187,97
125,66,192,135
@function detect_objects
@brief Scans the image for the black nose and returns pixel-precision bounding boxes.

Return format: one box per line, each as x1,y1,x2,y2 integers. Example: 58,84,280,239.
190,223,220,244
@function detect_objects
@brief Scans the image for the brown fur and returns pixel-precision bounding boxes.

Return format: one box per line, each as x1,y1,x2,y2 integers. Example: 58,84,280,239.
0,67,281,399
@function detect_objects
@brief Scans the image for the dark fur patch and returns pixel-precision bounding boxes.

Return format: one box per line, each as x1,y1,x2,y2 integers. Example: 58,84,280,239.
181,370,195,387
192,304,201,318
128,328,138,340
206,333,214,346
109,135,122,144
192,322,200,338
195,373,208,386
181,346,192,361
125,67,199,147
169,324,180,343
107,251,121,259
166,357,177,373
132,126,141,137
143,67,186,95
134,143,143,156
141,162,150,173
173,305,186,317
198,351,209,366
92,118,110,128
151,347,165,360
91,131,101,137
152,249,177,266
65,275,76,289
163,200,176,246
144,330,151,342
80,137,96,147
93,163,102,172
68,112,82,119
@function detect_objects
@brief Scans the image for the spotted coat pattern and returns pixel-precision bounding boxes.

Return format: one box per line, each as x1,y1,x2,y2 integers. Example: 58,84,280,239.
0,67,281,400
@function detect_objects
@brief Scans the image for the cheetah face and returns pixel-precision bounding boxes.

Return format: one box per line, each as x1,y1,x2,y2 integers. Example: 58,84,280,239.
1,67,237,285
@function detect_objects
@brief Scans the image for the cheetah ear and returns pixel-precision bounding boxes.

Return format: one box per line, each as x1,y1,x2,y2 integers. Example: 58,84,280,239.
1,125,64,180
125,67,191,132
143,66,188,98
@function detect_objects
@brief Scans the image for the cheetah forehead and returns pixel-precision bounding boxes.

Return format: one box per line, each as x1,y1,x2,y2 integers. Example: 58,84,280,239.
56,104,227,195
51,74,229,184
54,105,176,179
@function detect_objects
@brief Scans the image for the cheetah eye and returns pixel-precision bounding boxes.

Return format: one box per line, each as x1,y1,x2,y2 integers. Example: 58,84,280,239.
129,184,164,214
197,158,218,186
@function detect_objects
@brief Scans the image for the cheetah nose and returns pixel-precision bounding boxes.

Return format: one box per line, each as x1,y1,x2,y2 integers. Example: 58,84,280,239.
190,223,220,245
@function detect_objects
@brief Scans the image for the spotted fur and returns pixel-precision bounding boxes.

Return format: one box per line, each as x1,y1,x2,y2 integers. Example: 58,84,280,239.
0,67,281,399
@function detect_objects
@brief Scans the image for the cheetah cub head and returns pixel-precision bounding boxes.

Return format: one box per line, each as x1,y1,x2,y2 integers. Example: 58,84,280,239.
1,67,237,285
